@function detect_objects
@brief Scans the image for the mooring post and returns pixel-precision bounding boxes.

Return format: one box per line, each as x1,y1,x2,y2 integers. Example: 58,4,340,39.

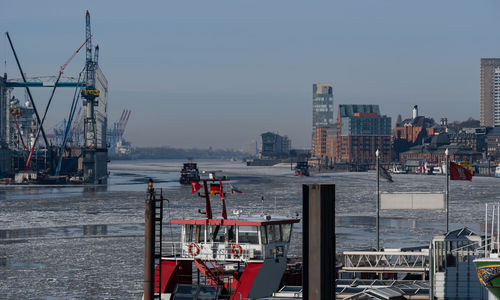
144,178,155,300
302,184,335,300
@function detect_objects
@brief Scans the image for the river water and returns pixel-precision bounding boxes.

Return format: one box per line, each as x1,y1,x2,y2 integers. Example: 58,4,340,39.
0,159,499,299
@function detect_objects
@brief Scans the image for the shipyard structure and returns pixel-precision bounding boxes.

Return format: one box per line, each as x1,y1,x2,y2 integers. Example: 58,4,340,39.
0,11,108,184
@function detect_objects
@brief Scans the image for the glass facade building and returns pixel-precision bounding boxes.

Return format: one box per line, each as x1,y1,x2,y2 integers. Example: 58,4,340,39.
312,83,334,129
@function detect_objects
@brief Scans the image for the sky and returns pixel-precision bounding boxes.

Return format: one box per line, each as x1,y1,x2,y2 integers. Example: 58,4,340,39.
1,1,500,150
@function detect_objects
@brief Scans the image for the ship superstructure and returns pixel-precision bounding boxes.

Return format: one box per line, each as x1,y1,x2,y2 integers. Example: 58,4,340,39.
157,175,299,299
179,161,200,184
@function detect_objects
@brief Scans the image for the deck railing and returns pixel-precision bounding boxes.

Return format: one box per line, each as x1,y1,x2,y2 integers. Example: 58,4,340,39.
161,241,266,260
343,251,429,273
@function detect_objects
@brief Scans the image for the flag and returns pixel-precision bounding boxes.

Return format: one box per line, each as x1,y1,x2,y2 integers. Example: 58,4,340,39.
450,162,472,181
210,184,220,195
229,183,243,194
378,165,393,182
191,181,202,194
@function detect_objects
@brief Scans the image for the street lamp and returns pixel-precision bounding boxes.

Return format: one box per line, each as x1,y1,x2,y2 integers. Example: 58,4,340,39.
445,148,449,232
376,148,380,251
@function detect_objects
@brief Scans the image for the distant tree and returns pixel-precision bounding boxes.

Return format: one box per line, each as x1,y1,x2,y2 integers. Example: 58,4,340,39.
447,117,480,132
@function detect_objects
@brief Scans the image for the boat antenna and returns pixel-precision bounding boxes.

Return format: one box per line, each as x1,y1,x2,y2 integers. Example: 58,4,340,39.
261,196,264,216
274,196,277,216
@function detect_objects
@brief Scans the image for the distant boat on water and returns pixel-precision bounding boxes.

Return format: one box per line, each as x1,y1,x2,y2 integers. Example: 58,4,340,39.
179,160,200,184
389,164,407,174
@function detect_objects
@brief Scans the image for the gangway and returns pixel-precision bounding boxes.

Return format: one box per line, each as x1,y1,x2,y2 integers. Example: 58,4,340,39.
342,250,429,274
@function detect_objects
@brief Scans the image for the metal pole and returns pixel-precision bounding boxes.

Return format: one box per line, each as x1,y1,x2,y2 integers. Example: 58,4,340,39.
486,203,488,258
5,32,50,148
144,179,155,300
376,149,380,251
492,206,495,254
445,149,449,233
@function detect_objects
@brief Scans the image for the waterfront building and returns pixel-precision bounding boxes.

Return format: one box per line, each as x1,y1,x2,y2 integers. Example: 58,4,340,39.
448,127,488,153
393,105,438,159
486,127,500,159
480,58,500,127
394,105,437,144
399,142,482,167
312,83,334,157
260,132,291,158
335,104,391,163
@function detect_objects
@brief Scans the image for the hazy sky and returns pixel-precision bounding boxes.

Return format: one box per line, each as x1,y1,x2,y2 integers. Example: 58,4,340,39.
1,1,500,149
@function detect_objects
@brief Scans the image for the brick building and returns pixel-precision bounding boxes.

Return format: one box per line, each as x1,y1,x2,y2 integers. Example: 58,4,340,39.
448,128,487,153
335,104,391,163
400,145,482,165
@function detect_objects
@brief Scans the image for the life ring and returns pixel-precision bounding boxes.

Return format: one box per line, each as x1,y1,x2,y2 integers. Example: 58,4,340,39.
188,243,200,256
231,244,243,257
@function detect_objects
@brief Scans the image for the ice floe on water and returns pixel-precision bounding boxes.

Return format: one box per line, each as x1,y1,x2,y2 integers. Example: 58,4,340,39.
0,159,499,298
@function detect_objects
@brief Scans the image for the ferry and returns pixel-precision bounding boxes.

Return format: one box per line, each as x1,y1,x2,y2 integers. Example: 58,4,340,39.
157,175,300,299
294,161,310,176
179,160,200,184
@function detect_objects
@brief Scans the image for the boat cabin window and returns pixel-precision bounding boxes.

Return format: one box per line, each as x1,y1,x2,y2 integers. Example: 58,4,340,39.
281,224,292,242
227,225,235,243
238,226,259,244
260,226,268,244
263,224,293,243
268,224,281,243
209,225,226,243
185,225,205,243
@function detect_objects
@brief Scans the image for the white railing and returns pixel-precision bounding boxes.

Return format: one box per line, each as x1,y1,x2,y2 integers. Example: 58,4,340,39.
161,241,266,260
343,251,429,273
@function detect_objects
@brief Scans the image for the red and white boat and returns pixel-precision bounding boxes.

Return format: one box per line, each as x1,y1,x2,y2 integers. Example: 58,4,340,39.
156,174,300,299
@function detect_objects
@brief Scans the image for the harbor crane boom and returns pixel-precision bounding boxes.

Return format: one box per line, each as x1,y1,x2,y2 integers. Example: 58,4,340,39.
25,37,91,169
5,32,50,149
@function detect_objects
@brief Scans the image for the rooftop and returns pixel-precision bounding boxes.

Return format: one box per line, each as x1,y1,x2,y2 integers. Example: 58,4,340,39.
339,104,381,118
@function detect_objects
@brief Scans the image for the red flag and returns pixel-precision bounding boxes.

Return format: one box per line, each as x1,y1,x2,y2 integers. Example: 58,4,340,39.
191,181,202,194
449,162,472,181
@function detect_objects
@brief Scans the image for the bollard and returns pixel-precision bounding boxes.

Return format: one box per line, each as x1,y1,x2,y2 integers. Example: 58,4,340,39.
144,178,155,300
302,184,335,300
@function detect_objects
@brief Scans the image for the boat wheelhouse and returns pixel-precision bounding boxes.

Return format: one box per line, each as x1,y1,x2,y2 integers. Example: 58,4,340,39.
179,161,200,184
294,161,309,176
157,176,299,299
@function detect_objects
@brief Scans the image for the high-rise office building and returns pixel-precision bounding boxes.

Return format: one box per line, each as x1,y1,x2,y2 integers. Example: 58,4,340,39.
312,83,334,129
480,58,500,127
312,83,334,157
